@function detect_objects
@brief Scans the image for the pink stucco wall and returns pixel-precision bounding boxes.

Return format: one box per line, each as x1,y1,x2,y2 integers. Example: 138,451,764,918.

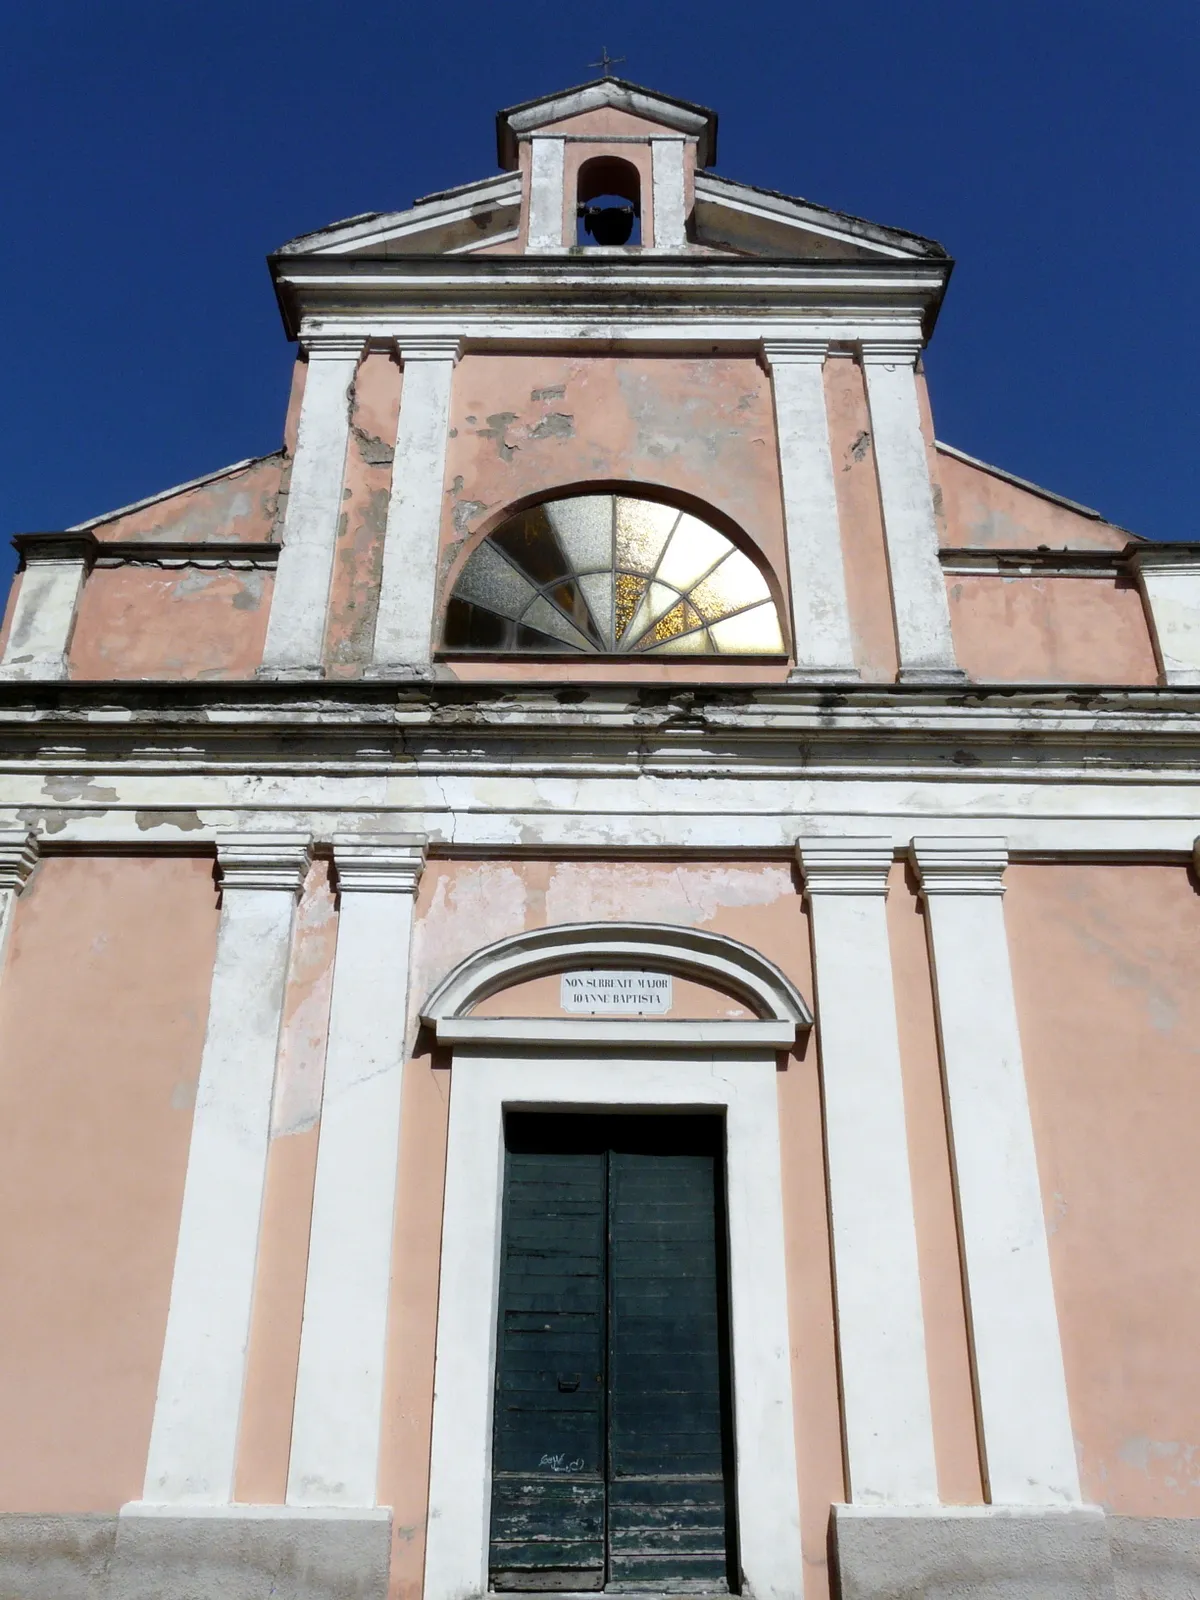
0,855,217,1511
947,573,1157,683
1007,863,1200,1516
69,565,272,679
935,446,1130,552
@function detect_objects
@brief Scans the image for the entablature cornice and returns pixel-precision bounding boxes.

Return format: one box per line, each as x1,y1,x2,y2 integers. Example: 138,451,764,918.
271,254,950,342
1,683,1200,784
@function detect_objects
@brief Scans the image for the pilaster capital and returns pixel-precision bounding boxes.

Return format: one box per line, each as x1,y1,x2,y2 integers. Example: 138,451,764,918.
909,836,1009,897
858,339,923,369
796,838,894,896
1127,543,1200,579
300,334,367,362
12,532,98,568
216,832,313,895
760,338,829,369
0,828,38,894
397,337,463,365
331,833,427,895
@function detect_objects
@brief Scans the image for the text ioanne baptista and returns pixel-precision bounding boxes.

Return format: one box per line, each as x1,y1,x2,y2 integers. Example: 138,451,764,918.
560,971,674,1013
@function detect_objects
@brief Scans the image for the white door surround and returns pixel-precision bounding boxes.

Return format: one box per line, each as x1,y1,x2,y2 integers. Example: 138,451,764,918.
419,923,809,1600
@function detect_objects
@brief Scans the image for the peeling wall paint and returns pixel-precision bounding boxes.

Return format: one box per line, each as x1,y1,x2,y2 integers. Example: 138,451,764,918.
438,352,792,685
325,350,402,674
86,455,285,546
68,567,273,679
824,353,899,681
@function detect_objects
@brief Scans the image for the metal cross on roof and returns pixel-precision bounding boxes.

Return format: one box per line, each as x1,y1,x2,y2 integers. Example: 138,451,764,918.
589,47,625,75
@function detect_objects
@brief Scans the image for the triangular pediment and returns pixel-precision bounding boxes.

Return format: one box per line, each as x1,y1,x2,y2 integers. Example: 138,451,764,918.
274,172,522,259
496,76,717,168
692,174,946,260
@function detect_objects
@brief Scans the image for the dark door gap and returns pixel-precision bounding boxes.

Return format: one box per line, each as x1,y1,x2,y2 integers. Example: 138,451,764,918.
489,1112,738,1595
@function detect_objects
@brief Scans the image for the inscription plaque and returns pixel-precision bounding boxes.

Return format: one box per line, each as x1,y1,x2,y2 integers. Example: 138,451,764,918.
560,970,673,1014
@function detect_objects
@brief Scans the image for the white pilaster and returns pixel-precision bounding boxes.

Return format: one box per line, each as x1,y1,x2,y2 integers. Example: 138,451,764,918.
260,340,362,679
0,534,95,680
143,832,312,1505
860,344,963,683
287,834,426,1508
369,340,460,679
763,341,858,681
526,137,566,252
650,138,687,250
1129,547,1200,685
796,840,938,1505
0,828,37,967
910,838,1080,1506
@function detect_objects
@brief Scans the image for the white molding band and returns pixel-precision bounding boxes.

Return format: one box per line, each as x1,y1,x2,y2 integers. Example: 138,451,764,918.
910,837,1081,1506
435,1016,796,1048
369,341,461,679
420,919,812,1027
260,342,362,678
0,827,37,970
796,838,939,1505
860,346,963,683
1129,548,1200,686
650,137,687,250
526,136,566,252
143,832,312,1505
0,538,93,681
762,341,859,681
287,834,426,1508
423,1046,803,1600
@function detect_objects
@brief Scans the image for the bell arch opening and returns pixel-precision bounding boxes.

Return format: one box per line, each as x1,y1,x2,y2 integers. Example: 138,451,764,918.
577,155,642,246
441,492,785,657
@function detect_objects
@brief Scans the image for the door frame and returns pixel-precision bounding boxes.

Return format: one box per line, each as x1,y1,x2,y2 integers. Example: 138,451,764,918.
422,1042,804,1600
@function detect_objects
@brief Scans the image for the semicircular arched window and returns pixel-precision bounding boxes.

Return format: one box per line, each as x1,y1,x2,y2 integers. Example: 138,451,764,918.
442,494,784,655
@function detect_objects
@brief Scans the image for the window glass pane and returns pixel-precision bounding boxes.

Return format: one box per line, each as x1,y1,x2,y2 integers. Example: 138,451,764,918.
492,505,573,589
644,624,717,655
443,596,510,650
615,499,678,575
654,516,731,592
443,493,783,657
690,549,771,622
577,571,614,649
545,496,613,574
522,594,593,652
614,572,648,643
622,580,686,650
454,539,537,621
708,602,784,653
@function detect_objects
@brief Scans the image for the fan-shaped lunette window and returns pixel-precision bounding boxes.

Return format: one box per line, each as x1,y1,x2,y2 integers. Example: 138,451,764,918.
443,495,784,655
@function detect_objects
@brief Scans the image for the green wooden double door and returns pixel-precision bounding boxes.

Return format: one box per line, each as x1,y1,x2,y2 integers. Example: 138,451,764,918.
490,1113,737,1593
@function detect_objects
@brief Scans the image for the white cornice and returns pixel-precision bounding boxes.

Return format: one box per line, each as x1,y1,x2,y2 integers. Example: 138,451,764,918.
273,256,944,347
434,1017,796,1048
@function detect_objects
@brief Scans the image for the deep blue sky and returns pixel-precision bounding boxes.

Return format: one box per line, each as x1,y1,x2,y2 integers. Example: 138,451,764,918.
2,0,1196,584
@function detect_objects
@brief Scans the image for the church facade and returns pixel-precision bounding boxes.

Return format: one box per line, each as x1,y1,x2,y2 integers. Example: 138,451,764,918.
0,77,1198,1600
